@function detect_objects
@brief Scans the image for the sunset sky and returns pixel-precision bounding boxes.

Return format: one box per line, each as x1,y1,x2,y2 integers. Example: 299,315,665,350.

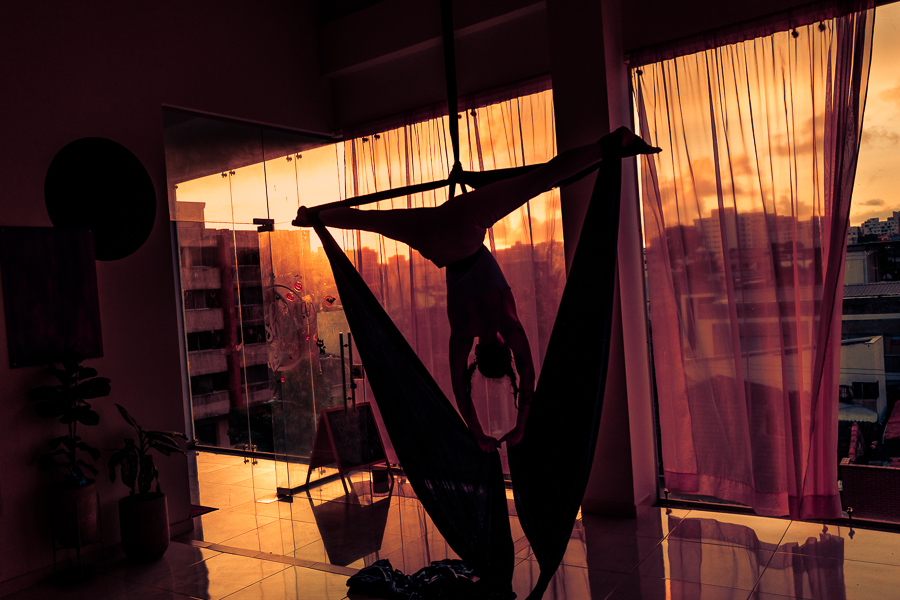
174,91,559,257
851,1,900,226
175,5,899,241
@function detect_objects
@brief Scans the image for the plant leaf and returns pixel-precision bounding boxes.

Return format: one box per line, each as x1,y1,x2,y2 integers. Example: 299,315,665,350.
33,401,65,418
76,441,101,460
77,366,98,379
76,460,98,475
108,449,123,482
137,455,156,496
69,407,100,426
29,385,61,403
75,377,111,400
115,404,140,431
115,439,139,493
40,448,70,459
147,435,181,451
38,454,69,469
47,435,72,449
146,429,188,441
48,365,69,383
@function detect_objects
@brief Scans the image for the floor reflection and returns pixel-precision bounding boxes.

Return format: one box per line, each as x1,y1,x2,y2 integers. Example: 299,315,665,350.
11,452,900,600
308,480,393,566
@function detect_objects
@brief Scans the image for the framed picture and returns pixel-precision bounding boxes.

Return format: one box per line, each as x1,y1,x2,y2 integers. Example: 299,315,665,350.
0,227,102,368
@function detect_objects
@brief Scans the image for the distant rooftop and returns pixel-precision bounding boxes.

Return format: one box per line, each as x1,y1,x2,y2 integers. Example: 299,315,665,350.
839,402,879,423
841,335,883,346
843,282,900,298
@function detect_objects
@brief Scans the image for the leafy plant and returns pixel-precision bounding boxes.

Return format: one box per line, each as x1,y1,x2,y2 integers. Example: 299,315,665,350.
108,403,187,496
30,352,111,488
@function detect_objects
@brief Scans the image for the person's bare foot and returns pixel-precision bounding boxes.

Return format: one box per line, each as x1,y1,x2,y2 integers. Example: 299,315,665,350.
599,126,662,157
292,206,314,227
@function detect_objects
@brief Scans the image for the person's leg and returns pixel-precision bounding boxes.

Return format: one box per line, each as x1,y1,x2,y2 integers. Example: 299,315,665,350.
456,127,660,229
311,205,485,266
313,206,435,246
294,128,659,262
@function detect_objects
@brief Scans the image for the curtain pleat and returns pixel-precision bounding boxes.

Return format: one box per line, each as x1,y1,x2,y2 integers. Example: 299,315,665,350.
635,2,874,519
336,89,563,473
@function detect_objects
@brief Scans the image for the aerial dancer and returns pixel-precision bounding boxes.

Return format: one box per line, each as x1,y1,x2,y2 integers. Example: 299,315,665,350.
293,126,660,452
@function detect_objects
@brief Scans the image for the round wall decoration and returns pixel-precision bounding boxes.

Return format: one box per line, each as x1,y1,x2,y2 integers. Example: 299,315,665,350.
45,137,156,261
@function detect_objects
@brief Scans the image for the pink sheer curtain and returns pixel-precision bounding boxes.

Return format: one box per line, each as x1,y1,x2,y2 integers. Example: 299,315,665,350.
332,86,563,471
634,4,874,518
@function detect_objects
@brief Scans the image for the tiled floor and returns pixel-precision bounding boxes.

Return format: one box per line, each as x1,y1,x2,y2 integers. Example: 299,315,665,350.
9,450,900,599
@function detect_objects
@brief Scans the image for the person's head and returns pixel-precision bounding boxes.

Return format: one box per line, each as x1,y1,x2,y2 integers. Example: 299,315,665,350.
467,334,518,399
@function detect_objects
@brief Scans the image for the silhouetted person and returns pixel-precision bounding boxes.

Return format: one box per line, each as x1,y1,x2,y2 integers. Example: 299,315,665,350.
294,127,660,451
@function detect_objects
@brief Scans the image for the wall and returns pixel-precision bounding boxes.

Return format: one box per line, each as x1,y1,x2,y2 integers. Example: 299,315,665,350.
840,337,888,421
321,0,551,130
839,460,900,521
620,0,814,54
0,0,331,592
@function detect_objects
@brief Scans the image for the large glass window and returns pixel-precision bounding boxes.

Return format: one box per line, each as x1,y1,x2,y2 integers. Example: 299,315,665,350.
634,4,880,520
834,0,900,524
165,85,562,493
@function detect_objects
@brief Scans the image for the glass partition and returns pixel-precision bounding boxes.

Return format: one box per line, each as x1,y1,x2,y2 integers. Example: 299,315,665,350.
164,87,561,497
163,110,337,480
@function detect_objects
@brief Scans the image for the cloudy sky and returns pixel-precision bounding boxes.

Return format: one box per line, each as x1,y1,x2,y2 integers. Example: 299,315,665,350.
851,2,900,226
176,8,899,238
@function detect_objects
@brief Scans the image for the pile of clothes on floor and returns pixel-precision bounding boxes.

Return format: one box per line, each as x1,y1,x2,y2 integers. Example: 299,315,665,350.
347,559,515,599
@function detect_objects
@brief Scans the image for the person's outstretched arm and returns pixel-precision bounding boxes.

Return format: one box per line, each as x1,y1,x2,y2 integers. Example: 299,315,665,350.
450,331,500,452
499,323,534,447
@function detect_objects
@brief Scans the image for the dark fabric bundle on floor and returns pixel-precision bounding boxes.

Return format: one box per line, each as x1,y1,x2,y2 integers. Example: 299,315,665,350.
347,559,512,599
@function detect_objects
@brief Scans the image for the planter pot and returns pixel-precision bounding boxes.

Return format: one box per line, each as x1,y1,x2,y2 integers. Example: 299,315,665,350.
118,492,170,562
51,480,101,549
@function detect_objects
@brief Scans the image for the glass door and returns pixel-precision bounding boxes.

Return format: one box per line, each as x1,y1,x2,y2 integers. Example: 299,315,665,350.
164,110,339,475
254,142,355,495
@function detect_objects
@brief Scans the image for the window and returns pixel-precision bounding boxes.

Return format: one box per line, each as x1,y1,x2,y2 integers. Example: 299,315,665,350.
835,1,900,520
852,381,880,401
165,86,561,470
183,289,222,310
186,330,225,352
634,5,875,519
190,372,229,396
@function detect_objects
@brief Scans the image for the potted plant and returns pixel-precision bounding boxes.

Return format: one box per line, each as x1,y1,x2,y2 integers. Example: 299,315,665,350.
30,351,110,548
108,403,186,562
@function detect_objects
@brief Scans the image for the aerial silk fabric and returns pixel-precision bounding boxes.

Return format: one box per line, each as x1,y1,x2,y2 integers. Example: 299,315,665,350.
634,3,874,519
508,158,622,599
313,218,515,585
338,89,562,475
313,157,621,598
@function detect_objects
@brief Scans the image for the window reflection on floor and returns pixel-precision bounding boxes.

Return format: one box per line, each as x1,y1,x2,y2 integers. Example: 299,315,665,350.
11,450,900,599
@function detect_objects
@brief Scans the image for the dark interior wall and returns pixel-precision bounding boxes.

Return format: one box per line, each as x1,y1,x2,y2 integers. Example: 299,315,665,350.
0,0,331,590
620,0,813,53
321,0,552,130
322,0,816,132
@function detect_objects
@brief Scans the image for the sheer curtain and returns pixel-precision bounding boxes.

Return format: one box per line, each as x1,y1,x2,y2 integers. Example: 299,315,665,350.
634,3,874,518
333,85,562,470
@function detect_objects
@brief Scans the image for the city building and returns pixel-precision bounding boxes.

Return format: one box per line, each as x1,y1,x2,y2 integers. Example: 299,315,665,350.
860,213,900,239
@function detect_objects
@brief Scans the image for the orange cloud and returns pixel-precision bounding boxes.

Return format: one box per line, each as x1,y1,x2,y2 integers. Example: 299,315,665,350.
879,80,900,107
861,125,900,148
